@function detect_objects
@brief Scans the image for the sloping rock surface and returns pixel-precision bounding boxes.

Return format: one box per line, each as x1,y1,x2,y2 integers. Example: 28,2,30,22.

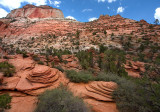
0,55,69,112
68,81,118,112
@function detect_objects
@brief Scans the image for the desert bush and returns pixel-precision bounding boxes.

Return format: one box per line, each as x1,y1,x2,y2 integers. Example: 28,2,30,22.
63,60,68,64
0,94,12,111
99,44,108,53
32,55,40,62
92,32,97,35
16,48,28,58
38,61,44,65
3,56,9,59
95,72,160,112
22,52,29,58
65,70,94,83
155,54,160,65
51,62,55,68
54,66,64,72
101,49,127,77
0,62,15,77
35,85,89,112
76,51,94,69
52,48,72,57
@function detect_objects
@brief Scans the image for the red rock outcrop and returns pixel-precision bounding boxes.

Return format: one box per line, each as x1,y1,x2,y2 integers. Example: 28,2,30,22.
6,4,64,19
125,61,145,78
0,55,69,112
68,81,118,112
61,55,82,70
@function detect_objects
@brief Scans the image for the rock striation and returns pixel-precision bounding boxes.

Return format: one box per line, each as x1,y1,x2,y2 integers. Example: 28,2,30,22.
0,55,69,112
6,4,64,19
85,81,117,101
68,81,118,112
27,65,59,84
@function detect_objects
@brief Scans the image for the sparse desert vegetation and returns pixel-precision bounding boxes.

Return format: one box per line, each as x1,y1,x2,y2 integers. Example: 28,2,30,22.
0,3,160,112
35,85,89,112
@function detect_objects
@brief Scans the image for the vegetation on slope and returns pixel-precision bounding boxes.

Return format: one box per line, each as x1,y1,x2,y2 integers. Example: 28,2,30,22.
0,94,12,111
35,85,89,112
65,70,94,83
0,62,15,77
95,71,160,112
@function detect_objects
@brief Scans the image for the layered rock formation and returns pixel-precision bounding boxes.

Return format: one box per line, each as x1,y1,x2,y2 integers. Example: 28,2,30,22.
27,65,59,84
68,81,118,112
125,61,145,78
0,55,69,112
6,4,64,19
0,55,119,112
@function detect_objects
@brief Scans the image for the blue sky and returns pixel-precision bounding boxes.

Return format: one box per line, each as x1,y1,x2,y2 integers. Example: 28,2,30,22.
0,0,160,23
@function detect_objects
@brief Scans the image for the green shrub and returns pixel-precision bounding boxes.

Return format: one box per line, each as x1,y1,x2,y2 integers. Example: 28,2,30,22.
0,94,12,110
38,61,44,65
155,54,160,65
95,72,160,112
3,56,9,59
99,44,108,53
55,66,64,72
16,48,28,58
51,62,55,68
22,52,29,58
35,85,89,112
63,60,68,64
76,51,94,70
52,49,72,57
32,55,40,61
65,70,94,83
92,32,97,35
104,30,107,35
102,49,127,77
0,62,15,77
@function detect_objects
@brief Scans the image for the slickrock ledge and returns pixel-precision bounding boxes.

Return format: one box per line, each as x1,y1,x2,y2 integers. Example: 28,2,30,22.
85,82,117,101
68,81,118,112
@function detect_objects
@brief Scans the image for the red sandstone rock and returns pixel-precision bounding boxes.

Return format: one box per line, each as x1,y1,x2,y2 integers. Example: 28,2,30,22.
0,73,3,84
0,77,20,90
1,55,68,95
27,65,59,84
6,96,37,112
6,4,64,19
125,61,145,78
140,19,148,25
8,56,35,72
68,81,118,112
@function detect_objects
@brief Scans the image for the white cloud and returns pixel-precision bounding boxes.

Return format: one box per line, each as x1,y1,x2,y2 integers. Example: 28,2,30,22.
98,0,105,2
66,16,76,20
82,9,93,12
107,0,116,3
0,8,8,18
107,7,110,9
97,0,116,3
154,8,160,21
89,17,98,22
117,6,125,13
53,1,61,7
0,0,48,10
